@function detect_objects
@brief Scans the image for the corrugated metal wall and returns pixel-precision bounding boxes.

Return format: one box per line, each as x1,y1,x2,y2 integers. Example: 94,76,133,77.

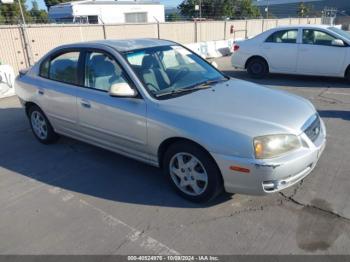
0,26,29,74
159,22,195,44
0,18,322,74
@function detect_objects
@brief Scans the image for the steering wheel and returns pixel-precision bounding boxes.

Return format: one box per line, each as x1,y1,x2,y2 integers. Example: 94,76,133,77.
172,68,190,83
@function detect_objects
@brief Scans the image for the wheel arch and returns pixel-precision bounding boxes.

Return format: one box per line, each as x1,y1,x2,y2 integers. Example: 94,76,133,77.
24,101,40,117
157,137,219,171
245,55,269,71
345,64,350,78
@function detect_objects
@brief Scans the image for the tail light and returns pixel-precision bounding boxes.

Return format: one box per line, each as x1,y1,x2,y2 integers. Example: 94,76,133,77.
233,45,240,52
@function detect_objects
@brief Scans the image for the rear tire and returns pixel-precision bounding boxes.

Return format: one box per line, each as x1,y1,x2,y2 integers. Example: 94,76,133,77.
28,105,59,144
247,58,268,79
163,141,223,203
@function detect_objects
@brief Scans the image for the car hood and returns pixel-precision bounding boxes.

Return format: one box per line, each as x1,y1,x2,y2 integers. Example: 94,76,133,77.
158,79,316,138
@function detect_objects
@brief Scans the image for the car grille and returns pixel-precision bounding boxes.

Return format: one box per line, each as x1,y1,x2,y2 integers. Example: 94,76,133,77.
304,115,321,143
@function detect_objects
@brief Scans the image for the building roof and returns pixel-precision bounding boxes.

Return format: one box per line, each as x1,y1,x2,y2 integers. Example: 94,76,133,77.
57,0,161,6
62,38,176,52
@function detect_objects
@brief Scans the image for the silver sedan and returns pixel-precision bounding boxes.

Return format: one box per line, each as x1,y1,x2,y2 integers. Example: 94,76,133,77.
15,39,326,202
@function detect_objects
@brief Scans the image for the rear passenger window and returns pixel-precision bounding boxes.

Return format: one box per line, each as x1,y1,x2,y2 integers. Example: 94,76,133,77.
49,52,80,85
266,30,298,44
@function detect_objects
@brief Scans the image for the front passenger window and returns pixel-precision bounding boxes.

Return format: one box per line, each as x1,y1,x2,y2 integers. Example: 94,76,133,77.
84,52,129,92
303,29,336,46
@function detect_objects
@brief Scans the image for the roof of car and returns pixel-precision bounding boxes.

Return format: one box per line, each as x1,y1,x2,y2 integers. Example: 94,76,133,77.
63,38,176,52
273,24,331,30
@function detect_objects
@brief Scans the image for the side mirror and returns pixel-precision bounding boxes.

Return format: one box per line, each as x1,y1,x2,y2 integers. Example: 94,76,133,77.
332,39,345,47
211,61,218,69
109,82,137,97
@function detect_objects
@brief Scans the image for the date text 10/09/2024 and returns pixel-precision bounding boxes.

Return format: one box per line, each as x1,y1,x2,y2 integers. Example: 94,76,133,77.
127,256,220,261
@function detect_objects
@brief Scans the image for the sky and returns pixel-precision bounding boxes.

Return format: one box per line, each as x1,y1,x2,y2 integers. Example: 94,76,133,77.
28,0,183,10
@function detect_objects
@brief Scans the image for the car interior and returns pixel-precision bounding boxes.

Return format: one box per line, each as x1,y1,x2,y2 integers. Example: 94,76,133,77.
266,30,298,44
303,30,335,46
50,58,79,85
141,54,171,93
127,50,208,95
85,54,126,91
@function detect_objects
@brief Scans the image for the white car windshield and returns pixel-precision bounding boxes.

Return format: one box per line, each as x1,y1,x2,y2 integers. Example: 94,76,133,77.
123,45,227,98
329,27,350,41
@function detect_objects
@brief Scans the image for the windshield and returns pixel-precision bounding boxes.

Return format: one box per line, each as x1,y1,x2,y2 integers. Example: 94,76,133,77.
123,45,226,98
329,27,350,40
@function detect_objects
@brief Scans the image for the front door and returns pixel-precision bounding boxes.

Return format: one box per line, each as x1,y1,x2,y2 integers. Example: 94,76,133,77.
297,29,347,76
76,51,148,159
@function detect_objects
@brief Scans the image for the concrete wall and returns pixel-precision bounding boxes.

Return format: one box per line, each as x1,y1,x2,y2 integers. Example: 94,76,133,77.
0,18,322,76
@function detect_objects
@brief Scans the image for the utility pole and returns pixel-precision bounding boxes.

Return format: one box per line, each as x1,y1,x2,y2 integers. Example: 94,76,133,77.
199,0,202,20
265,0,269,19
18,0,26,26
17,0,34,66
0,0,34,66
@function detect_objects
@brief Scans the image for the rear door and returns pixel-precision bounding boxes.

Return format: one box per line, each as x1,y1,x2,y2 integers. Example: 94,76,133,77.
261,29,299,73
297,29,347,76
37,50,81,136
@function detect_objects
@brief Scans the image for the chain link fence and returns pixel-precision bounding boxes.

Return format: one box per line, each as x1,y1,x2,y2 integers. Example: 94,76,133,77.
0,17,321,74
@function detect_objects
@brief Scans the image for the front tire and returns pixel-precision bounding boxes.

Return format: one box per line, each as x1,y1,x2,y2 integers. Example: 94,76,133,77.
247,58,268,79
346,67,350,82
28,105,59,144
163,142,223,203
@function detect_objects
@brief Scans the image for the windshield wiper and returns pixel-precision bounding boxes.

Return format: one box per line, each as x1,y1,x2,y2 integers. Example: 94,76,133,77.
155,85,211,98
155,77,229,98
196,77,229,87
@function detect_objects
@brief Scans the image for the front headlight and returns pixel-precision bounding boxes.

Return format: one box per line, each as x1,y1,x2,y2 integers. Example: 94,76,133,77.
253,134,301,159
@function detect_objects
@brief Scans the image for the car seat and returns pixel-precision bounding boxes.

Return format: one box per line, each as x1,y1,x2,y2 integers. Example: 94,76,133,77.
141,55,170,92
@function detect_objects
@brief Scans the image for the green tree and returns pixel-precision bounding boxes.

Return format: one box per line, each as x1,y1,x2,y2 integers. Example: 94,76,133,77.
29,0,48,23
179,0,260,19
167,12,182,21
238,0,260,18
0,0,32,24
297,2,311,17
0,11,5,24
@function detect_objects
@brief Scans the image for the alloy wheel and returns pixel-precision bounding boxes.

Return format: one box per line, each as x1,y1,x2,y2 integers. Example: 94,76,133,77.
31,111,48,140
169,152,208,196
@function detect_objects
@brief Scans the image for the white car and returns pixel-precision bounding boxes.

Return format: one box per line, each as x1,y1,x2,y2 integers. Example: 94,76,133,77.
231,25,350,80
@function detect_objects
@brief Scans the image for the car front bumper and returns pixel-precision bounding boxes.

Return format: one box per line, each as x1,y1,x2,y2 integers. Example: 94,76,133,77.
211,122,326,195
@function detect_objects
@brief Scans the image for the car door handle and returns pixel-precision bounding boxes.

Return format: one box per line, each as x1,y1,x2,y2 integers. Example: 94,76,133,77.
38,89,44,95
80,100,91,109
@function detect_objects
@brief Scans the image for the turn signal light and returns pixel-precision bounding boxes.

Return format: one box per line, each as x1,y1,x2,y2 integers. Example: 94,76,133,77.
230,166,250,173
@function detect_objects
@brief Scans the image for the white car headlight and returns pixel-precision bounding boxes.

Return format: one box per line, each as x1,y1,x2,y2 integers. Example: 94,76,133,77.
253,134,301,159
